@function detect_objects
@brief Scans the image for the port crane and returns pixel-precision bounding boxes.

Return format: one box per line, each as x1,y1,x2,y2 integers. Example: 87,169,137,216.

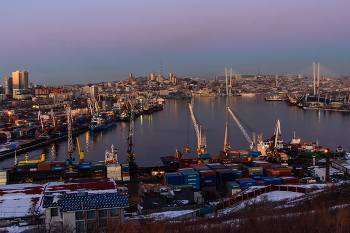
227,107,257,151
127,96,136,168
188,100,210,159
65,105,75,169
223,122,231,152
76,137,85,161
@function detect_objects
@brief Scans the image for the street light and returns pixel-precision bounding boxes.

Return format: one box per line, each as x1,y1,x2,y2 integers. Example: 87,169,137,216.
7,111,12,123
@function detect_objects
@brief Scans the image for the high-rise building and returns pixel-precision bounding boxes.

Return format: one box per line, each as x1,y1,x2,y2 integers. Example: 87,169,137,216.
4,77,13,95
12,70,28,89
90,85,98,99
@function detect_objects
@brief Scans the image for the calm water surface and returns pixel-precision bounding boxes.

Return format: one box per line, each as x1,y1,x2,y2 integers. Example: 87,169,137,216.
2,95,350,168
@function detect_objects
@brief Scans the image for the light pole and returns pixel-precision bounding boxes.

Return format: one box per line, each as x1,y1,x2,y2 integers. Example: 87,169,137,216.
7,111,11,123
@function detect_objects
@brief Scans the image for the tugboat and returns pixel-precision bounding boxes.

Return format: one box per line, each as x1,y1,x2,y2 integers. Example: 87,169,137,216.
334,145,346,158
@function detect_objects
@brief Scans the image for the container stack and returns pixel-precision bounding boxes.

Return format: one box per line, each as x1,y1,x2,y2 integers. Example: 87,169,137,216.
78,161,92,171
121,164,130,181
164,173,183,186
91,161,106,179
248,167,263,180
106,164,122,181
16,163,38,172
216,169,239,190
236,178,258,190
37,162,52,171
226,181,241,195
199,170,216,191
181,170,200,190
51,161,66,171
0,170,8,185
260,177,283,185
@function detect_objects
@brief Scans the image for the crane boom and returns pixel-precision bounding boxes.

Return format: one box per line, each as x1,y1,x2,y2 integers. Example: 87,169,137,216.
227,107,254,148
188,101,207,157
76,137,85,161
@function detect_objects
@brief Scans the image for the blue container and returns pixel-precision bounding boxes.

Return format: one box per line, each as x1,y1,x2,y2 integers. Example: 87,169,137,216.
79,161,92,165
231,170,242,178
226,181,240,188
227,155,240,159
181,171,200,178
91,162,105,167
260,176,277,181
192,184,200,189
91,166,106,171
239,154,250,158
263,178,283,185
51,166,66,171
201,178,216,184
165,173,183,185
79,165,92,170
184,178,200,183
249,174,264,180
239,180,258,189
249,151,261,156
200,154,211,159
216,169,238,190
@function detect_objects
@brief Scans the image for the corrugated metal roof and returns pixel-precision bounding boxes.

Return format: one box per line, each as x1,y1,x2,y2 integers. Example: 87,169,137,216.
43,192,129,212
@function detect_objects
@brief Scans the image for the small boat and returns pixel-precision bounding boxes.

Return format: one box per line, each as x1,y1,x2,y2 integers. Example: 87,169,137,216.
264,95,286,101
105,144,118,164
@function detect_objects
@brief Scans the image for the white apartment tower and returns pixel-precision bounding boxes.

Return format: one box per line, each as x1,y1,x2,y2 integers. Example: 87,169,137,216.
12,70,28,89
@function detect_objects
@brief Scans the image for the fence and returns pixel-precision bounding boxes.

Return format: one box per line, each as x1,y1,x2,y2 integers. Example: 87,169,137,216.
216,185,308,210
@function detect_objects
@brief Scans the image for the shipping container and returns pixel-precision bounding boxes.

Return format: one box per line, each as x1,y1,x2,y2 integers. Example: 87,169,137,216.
51,166,66,171
164,173,183,185
37,162,52,171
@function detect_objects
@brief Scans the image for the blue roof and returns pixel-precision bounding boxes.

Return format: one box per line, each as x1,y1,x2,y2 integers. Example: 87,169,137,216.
42,192,129,212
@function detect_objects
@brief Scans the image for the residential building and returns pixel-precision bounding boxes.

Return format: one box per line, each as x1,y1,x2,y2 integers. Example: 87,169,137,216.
42,190,129,233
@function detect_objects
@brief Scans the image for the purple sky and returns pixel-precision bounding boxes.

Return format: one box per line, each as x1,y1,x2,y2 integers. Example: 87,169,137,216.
1,0,350,85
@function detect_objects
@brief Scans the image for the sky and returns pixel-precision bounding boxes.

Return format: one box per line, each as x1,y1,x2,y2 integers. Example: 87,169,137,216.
1,0,350,86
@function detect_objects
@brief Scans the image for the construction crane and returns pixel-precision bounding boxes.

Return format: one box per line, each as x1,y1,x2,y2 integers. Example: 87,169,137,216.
65,105,75,168
127,97,136,167
223,122,231,152
188,100,210,160
227,107,257,151
76,137,85,161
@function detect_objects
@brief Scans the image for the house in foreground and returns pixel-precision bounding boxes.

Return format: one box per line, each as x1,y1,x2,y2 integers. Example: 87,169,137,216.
42,190,129,232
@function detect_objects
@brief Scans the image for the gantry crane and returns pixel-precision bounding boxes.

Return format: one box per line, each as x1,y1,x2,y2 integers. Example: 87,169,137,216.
188,100,210,160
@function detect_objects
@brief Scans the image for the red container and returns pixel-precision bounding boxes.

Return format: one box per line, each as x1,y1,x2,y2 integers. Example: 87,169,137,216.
280,177,299,184
91,172,106,177
257,181,266,186
201,183,216,187
241,170,249,178
37,162,52,171
235,178,254,183
199,170,216,177
265,169,280,177
179,158,198,168
51,161,66,167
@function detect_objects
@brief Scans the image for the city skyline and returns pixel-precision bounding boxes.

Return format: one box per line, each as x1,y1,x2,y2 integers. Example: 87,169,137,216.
1,0,350,86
